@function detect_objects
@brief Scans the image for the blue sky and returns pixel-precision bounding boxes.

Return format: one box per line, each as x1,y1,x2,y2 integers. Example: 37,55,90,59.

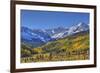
21,10,89,29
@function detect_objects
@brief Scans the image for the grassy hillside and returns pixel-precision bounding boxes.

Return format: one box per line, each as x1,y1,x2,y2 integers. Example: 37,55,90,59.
21,31,90,63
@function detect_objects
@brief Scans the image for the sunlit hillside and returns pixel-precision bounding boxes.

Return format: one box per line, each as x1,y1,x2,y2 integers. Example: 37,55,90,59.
21,31,89,63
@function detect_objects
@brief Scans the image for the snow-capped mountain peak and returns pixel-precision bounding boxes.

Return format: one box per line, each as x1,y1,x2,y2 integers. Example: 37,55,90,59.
51,22,89,39
77,22,89,28
21,22,89,43
68,22,89,35
77,22,84,26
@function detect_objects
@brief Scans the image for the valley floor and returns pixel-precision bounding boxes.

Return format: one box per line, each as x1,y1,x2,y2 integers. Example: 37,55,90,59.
21,49,89,63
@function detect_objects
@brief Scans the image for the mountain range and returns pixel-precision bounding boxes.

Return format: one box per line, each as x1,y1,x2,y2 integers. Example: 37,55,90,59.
21,22,89,48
